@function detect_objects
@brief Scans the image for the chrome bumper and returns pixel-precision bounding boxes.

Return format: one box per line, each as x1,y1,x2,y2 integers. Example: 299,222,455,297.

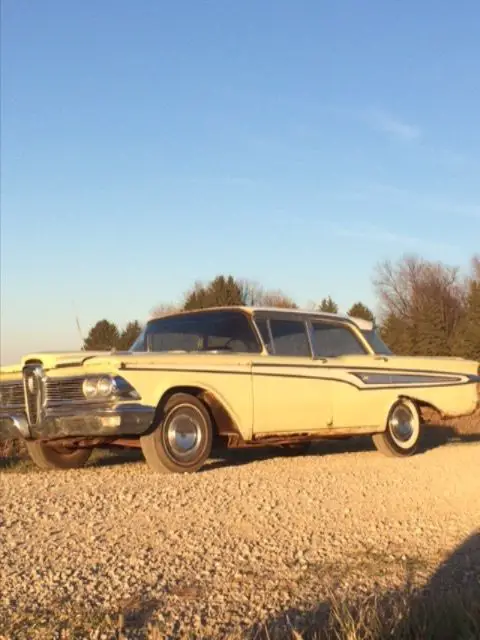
1,404,155,441
0,414,30,440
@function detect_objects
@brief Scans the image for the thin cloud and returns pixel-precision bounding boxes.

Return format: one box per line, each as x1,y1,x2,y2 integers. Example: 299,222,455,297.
189,176,257,187
363,108,421,141
337,183,480,220
332,224,457,252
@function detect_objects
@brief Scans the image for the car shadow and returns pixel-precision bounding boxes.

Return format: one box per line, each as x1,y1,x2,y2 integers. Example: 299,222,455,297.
87,447,145,468
202,426,480,472
240,530,480,639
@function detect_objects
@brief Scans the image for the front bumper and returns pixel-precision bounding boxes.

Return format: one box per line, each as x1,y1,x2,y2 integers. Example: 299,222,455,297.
0,404,155,441
0,414,30,440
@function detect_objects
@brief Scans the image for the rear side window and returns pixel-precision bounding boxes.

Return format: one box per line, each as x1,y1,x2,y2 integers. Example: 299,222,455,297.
311,322,366,357
269,319,311,357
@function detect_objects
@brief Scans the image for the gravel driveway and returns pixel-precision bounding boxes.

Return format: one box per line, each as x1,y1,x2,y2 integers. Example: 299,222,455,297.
1,436,479,638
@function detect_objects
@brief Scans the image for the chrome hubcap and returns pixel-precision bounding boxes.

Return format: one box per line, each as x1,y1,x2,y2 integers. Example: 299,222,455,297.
166,411,202,459
389,405,416,446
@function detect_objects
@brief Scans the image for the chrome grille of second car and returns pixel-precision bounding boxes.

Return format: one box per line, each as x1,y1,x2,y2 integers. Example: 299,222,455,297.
23,366,44,426
0,381,24,411
44,377,86,405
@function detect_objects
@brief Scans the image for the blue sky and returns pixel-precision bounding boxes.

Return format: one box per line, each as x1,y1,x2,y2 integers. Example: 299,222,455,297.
1,0,479,364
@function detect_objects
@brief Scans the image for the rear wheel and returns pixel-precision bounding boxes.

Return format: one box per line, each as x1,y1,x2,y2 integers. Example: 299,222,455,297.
372,399,421,457
140,393,213,473
25,441,92,470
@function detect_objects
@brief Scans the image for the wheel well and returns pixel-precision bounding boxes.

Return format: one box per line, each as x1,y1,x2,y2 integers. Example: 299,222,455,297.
152,386,243,443
398,395,440,424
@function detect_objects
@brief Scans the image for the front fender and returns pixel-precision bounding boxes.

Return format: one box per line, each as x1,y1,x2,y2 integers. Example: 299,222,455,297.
121,367,253,441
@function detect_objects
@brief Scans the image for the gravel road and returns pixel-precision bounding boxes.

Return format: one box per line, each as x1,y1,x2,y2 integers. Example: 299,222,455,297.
1,436,479,638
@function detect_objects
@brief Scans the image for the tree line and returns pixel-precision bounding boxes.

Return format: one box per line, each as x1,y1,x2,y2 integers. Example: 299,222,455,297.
82,253,480,361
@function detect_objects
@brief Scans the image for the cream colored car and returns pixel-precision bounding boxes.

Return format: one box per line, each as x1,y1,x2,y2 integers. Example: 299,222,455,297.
1,306,479,473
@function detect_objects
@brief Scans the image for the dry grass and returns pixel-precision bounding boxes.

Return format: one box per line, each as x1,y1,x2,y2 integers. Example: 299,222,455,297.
0,585,478,639
255,586,480,640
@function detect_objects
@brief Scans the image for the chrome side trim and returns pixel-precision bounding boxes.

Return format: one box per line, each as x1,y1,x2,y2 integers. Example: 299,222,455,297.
350,372,464,386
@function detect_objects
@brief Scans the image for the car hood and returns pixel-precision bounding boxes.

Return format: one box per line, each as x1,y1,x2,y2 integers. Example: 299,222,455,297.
19,351,114,370
0,363,23,375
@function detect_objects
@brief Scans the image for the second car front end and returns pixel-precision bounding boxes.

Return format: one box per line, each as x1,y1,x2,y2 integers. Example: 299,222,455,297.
18,361,156,442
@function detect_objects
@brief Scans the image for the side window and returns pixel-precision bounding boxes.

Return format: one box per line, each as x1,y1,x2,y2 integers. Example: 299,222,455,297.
312,322,366,357
254,318,273,353
269,319,311,357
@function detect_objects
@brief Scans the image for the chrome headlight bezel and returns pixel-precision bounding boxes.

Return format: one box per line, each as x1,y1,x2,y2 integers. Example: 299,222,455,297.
81,375,140,401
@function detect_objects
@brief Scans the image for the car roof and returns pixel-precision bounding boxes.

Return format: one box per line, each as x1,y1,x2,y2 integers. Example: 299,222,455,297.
148,305,374,330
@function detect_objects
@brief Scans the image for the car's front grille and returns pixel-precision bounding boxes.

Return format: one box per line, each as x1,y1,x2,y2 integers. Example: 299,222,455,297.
0,381,24,411
23,366,44,426
45,378,85,405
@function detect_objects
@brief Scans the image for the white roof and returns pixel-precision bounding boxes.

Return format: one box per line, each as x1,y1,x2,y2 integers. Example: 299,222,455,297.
148,305,375,331
248,306,374,330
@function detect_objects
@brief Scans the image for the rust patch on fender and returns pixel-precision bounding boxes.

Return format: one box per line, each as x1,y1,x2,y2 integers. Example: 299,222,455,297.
420,384,480,435
198,390,246,446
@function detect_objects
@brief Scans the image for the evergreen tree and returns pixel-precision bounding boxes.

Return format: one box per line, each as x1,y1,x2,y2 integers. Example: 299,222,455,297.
347,302,375,322
380,313,414,355
453,279,480,360
117,321,143,351
83,320,120,351
318,296,339,314
414,297,451,356
183,275,244,310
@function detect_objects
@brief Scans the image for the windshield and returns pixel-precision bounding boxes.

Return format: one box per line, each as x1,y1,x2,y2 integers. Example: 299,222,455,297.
129,310,262,353
361,329,393,355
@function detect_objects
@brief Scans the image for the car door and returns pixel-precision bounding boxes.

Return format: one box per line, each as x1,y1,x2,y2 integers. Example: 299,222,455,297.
251,315,333,435
309,319,378,428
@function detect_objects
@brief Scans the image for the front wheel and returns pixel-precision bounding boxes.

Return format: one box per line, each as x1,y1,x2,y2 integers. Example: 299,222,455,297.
140,393,213,473
25,441,92,470
372,399,421,457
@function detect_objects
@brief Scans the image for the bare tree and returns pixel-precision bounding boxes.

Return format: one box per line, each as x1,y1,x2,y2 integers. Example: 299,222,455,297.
238,278,297,308
149,303,181,319
373,254,466,355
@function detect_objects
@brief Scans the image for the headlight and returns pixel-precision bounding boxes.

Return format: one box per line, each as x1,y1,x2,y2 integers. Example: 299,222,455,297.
97,376,115,397
82,375,139,400
83,378,98,398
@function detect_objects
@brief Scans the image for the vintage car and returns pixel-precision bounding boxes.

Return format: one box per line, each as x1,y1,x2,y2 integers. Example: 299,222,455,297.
1,306,479,473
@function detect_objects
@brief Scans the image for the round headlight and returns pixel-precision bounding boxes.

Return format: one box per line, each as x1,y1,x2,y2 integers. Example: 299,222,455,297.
83,378,98,398
97,376,114,397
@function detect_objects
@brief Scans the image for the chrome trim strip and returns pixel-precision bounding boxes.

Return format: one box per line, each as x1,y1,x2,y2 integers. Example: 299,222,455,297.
350,372,464,385
43,402,155,419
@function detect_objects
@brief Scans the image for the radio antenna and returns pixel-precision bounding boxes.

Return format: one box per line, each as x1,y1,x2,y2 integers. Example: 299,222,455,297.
72,301,84,343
